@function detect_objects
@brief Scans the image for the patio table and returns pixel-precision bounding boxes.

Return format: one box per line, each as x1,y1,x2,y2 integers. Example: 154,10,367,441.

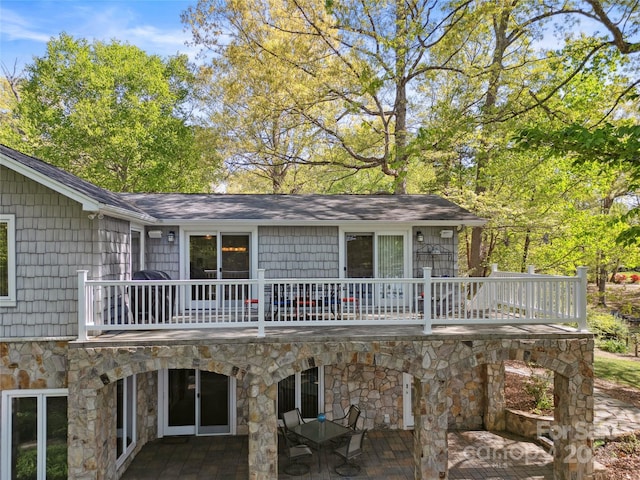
290,419,351,471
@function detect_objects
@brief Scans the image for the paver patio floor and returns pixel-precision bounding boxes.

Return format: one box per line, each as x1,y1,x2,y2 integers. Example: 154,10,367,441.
120,429,554,479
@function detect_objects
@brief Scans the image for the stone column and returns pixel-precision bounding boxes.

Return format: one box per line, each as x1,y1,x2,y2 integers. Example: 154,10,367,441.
67,381,100,480
483,362,506,431
553,370,594,480
247,378,278,480
414,375,449,479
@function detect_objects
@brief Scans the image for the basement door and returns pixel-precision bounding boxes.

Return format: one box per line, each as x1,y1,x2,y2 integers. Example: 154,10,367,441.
160,369,236,436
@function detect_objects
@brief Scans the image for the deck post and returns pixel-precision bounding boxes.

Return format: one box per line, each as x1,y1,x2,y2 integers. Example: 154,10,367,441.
527,265,535,320
77,270,88,341
422,267,432,334
576,266,588,332
257,269,266,337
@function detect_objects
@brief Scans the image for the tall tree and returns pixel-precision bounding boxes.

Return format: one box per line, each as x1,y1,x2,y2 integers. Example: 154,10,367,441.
184,0,481,194
12,33,221,193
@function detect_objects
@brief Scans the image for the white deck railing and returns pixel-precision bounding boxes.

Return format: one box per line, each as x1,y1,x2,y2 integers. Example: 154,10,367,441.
77,266,588,340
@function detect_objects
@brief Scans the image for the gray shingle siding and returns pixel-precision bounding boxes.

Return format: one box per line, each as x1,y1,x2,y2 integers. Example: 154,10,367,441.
1,167,113,338
145,226,180,279
258,226,339,278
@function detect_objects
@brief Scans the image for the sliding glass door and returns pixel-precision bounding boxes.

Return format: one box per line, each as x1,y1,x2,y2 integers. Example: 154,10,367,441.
162,369,234,436
345,232,407,304
187,233,250,310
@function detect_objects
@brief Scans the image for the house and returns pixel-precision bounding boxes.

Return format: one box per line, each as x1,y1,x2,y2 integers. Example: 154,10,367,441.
0,144,594,479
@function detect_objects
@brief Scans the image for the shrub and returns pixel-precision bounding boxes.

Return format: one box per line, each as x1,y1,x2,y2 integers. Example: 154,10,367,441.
630,274,640,284
523,364,553,413
588,311,629,340
613,273,627,284
598,338,628,354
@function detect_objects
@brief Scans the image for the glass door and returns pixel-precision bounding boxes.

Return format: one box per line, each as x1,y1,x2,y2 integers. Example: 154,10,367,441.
188,235,218,309
277,367,322,422
377,234,405,302
345,234,374,307
220,234,250,310
187,233,250,310
197,371,231,435
163,369,232,436
345,233,406,305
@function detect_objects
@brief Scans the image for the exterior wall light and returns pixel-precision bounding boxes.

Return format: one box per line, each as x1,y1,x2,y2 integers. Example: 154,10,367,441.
416,231,424,243
167,231,176,242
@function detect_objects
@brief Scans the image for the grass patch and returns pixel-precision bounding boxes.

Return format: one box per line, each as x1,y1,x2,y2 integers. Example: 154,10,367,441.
594,356,640,390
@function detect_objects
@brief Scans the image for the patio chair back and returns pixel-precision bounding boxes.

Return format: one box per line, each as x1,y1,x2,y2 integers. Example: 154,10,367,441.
282,408,304,430
334,429,367,476
345,405,361,430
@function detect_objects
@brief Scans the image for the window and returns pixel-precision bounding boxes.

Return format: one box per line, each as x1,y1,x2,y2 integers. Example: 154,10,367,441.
278,367,323,421
0,214,16,306
116,376,137,466
1,389,68,480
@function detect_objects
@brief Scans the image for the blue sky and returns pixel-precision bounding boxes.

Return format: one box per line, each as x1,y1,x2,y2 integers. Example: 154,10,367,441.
0,0,200,72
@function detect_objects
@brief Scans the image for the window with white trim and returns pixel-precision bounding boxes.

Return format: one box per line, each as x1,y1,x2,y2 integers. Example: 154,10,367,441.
0,214,16,306
1,389,68,480
277,366,323,421
116,375,137,466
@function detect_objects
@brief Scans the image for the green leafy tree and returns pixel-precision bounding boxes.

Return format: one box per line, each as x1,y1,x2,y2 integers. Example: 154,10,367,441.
12,33,221,192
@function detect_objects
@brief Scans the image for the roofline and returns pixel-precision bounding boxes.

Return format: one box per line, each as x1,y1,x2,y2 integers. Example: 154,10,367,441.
1,151,100,210
152,219,487,227
1,151,156,224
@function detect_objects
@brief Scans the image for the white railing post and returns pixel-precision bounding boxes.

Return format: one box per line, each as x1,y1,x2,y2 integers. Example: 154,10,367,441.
491,264,498,275
257,269,266,337
423,267,432,334
576,266,588,332
527,265,535,319
77,270,88,341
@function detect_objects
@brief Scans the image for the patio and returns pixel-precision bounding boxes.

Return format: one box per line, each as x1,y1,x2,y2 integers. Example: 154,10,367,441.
119,429,553,480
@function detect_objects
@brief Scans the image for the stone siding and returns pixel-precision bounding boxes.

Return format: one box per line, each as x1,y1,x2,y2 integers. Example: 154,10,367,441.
258,226,339,278
66,334,594,480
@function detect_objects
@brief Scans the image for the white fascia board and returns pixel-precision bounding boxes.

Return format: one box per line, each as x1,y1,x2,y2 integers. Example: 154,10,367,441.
98,205,157,224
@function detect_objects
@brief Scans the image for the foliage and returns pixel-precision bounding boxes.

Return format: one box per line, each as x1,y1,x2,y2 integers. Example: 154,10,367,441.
8,33,221,193
523,364,553,413
588,311,630,343
15,443,67,480
618,433,640,456
614,273,628,284
598,338,629,354
516,120,640,247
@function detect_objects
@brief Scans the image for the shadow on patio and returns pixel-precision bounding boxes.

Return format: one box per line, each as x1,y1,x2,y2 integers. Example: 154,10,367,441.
120,429,553,479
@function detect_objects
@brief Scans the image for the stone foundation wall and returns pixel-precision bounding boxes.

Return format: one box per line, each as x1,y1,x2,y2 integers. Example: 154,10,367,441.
66,334,594,480
324,364,403,429
448,365,484,429
0,340,69,390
